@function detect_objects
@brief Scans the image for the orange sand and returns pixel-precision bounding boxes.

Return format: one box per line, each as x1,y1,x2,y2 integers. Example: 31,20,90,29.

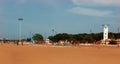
0,44,120,64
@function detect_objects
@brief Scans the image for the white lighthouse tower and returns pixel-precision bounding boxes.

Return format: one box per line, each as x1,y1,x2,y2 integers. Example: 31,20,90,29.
103,24,108,41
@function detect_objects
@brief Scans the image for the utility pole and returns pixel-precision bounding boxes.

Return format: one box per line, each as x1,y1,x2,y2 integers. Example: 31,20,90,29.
52,29,54,36
18,18,23,43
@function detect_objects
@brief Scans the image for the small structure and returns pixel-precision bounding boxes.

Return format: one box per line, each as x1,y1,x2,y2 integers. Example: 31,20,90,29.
45,39,50,45
103,24,109,44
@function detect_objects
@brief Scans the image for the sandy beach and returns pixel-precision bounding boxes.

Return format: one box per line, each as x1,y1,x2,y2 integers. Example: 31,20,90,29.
0,44,120,64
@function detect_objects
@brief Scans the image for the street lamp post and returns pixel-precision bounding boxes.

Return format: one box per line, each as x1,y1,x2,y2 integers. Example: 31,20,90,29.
18,18,23,43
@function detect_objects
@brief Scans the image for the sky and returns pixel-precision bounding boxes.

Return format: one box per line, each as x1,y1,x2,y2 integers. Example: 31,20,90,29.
0,0,120,39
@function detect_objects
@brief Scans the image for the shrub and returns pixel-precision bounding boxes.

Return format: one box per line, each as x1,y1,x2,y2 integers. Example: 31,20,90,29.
109,40,117,45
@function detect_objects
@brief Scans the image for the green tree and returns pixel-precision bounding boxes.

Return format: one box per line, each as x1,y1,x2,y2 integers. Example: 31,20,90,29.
32,34,44,44
54,33,70,42
48,32,120,44
48,36,55,42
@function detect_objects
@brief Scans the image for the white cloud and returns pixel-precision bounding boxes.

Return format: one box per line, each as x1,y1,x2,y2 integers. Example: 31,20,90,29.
69,7,114,17
0,0,120,6
72,0,120,6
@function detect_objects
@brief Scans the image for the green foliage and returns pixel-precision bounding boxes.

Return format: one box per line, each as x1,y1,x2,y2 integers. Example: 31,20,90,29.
47,32,120,44
109,40,117,45
48,36,55,42
54,33,70,42
32,34,43,41
48,33,103,43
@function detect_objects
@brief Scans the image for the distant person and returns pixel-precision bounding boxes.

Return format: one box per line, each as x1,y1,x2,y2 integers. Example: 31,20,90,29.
16,40,19,45
72,41,76,47
21,40,24,45
117,41,120,48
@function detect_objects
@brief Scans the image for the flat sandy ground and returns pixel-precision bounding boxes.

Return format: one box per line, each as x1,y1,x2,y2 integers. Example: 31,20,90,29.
0,44,120,64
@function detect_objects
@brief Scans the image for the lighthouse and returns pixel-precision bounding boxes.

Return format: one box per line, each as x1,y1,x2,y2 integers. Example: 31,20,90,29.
103,24,108,41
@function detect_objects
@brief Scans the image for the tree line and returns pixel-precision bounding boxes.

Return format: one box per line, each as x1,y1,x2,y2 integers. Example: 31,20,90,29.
48,32,120,43
32,32,120,44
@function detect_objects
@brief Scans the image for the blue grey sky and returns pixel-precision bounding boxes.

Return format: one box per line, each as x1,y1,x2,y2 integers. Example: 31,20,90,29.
0,0,120,39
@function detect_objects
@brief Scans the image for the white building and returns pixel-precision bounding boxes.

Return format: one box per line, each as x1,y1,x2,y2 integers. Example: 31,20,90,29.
103,24,108,41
